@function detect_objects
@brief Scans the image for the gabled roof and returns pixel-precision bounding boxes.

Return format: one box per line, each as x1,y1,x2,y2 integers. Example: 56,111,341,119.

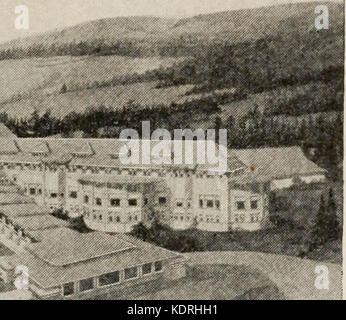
9,214,68,232
0,138,244,174
0,123,15,138
233,146,326,184
0,203,49,218
27,228,135,266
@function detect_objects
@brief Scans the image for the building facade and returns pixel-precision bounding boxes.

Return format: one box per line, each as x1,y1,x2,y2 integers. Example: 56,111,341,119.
0,138,326,232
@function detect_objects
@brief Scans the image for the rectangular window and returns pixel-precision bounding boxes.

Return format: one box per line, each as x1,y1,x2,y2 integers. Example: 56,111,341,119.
98,271,120,287
206,200,214,208
128,199,137,207
29,188,36,195
215,200,220,209
124,267,138,280
158,197,167,205
251,200,258,210
110,198,120,207
79,278,94,292
236,201,245,210
50,193,57,198
62,282,75,296
96,198,102,206
142,263,152,275
176,202,183,207
69,191,77,199
251,214,259,223
199,199,203,208
154,261,163,272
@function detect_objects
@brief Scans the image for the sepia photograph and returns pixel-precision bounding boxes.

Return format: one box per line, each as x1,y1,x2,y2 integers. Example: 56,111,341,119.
0,0,343,303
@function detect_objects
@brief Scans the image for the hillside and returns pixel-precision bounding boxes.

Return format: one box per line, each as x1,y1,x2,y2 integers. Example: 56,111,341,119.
0,2,343,55
0,55,184,105
0,2,343,120
169,2,343,41
0,17,178,50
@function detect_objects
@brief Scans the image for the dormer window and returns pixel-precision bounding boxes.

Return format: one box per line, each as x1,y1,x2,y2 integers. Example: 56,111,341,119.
31,152,48,157
72,153,90,158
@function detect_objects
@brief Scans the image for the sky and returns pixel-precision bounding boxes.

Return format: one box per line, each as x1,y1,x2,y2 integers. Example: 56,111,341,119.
0,0,343,43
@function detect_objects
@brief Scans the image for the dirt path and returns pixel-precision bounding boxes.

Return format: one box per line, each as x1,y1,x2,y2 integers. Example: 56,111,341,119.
184,251,342,300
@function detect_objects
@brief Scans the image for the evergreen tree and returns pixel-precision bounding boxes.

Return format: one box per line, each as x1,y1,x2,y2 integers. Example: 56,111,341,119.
326,188,341,241
310,195,327,250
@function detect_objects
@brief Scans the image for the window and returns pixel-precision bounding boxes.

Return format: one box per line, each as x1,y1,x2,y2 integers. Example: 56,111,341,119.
38,189,42,195
234,214,245,223
124,267,138,280
69,191,77,199
206,200,214,208
251,200,258,210
62,282,75,296
176,202,183,207
108,216,113,222
142,263,152,275
116,216,120,223
215,200,220,209
251,214,259,223
96,198,102,206
79,278,94,292
29,188,36,195
199,199,203,208
236,201,245,210
154,261,163,272
128,199,137,207
84,195,89,204
98,271,120,286
158,197,167,205
110,198,120,207
99,215,103,221
50,193,57,198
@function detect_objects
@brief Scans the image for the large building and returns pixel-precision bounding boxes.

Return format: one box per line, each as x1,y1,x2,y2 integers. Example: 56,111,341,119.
0,136,326,232
0,176,186,299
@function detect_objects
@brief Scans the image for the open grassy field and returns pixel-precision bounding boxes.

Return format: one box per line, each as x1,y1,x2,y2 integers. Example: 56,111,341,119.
0,55,184,105
184,252,342,300
0,81,195,118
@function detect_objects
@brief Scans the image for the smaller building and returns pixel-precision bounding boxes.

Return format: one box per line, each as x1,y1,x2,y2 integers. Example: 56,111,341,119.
0,229,186,299
233,147,327,190
0,173,187,299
